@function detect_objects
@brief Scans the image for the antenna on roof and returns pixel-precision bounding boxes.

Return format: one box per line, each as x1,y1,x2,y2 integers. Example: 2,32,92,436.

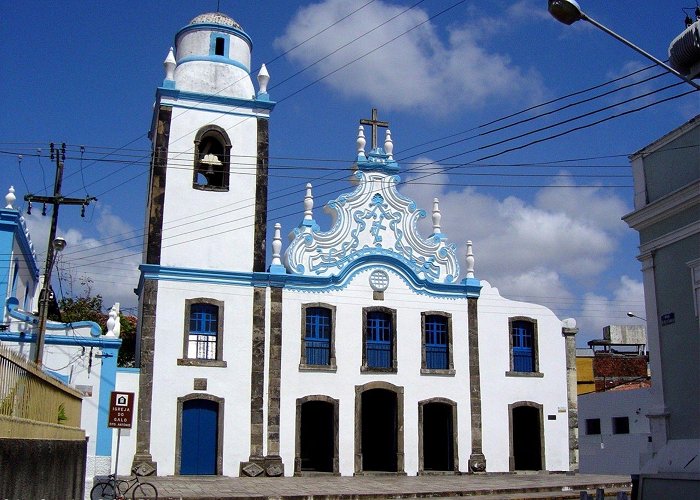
216,0,221,12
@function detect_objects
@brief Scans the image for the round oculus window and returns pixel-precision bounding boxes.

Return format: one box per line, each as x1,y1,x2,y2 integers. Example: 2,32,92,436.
369,270,390,291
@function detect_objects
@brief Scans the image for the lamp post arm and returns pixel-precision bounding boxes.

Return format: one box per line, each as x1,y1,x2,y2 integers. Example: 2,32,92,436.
581,12,700,91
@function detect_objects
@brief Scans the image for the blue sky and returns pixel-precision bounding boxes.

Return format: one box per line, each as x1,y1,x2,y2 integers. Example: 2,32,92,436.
1,1,698,345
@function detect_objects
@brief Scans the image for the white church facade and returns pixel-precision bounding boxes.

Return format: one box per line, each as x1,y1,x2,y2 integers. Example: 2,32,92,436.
130,12,578,478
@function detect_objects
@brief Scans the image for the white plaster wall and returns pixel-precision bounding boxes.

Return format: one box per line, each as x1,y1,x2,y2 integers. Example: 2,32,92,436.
159,103,261,273
147,280,254,475
174,30,254,98
478,281,571,472
277,266,473,476
578,388,652,475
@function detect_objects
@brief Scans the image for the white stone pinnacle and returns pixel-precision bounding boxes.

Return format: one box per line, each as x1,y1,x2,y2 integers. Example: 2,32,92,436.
304,183,314,221
163,47,176,81
271,223,282,266
357,126,366,155
257,64,270,95
466,240,475,278
5,186,16,209
432,198,441,235
384,129,393,159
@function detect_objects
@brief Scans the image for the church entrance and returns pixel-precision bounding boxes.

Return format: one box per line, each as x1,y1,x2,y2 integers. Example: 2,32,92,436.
361,388,398,472
421,401,455,472
510,403,544,471
180,399,219,475
299,400,334,472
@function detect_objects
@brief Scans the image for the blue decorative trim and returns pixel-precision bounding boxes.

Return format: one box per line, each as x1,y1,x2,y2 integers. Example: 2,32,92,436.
268,264,287,275
6,297,102,337
116,367,140,374
356,148,399,174
0,332,121,350
257,92,269,101
209,32,230,58
96,343,119,456
0,209,40,277
177,54,249,73
166,102,269,119
176,23,253,51
139,259,481,299
162,79,176,89
157,87,275,111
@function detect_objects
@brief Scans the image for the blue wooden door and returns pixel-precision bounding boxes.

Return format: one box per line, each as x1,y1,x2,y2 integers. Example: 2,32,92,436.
181,399,218,475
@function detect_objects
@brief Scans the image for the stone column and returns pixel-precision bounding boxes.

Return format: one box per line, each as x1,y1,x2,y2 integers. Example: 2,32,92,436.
265,287,284,476
562,323,579,472
132,104,171,476
467,297,486,472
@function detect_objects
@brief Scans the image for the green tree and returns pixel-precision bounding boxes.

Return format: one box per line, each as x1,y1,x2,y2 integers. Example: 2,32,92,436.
49,294,137,367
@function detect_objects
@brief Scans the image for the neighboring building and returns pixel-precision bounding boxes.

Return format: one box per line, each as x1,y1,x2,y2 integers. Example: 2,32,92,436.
130,12,578,478
623,114,700,498
0,187,123,492
577,325,651,475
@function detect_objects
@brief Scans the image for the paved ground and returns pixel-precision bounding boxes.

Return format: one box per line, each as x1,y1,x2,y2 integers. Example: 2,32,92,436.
132,473,632,499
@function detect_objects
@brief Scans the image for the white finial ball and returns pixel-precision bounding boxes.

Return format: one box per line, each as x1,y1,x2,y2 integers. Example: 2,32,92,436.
5,186,16,209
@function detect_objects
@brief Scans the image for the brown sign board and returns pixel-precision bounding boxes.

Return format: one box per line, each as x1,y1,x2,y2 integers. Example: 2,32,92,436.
108,391,134,429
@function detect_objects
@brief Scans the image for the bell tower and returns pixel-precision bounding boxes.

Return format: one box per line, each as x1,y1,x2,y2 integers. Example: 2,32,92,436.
144,11,273,274
132,12,274,474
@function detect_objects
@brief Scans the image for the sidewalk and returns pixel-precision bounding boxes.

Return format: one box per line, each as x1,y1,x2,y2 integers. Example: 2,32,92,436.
141,473,632,499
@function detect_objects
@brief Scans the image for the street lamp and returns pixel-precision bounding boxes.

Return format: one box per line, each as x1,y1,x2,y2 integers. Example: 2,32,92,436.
627,311,647,322
34,236,67,365
547,0,700,91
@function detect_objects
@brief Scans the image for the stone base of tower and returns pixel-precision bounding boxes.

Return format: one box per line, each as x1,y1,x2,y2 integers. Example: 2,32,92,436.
468,453,487,473
240,456,285,477
131,453,157,476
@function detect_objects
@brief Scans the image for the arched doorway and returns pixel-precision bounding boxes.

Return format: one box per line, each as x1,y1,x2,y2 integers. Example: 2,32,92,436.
355,382,404,474
177,395,223,475
419,399,458,473
295,396,338,474
510,402,544,471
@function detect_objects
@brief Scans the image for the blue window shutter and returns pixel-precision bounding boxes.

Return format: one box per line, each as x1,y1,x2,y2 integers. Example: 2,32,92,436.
366,311,392,368
305,307,331,365
425,315,448,369
512,320,534,372
189,304,218,360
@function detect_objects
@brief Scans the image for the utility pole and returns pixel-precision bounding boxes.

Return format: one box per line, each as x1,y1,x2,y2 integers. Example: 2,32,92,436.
24,143,96,366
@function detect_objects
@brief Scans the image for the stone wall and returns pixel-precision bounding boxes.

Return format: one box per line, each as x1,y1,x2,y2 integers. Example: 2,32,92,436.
0,437,86,500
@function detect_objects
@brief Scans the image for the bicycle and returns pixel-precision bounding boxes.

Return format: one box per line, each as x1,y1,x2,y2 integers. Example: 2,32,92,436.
90,473,158,499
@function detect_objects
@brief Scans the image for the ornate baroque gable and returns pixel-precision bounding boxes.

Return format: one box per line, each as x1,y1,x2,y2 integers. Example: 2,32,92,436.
284,155,460,284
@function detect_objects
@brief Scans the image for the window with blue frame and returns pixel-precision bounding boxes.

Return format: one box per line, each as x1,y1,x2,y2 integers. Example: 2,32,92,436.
189,303,218,360
363,307,396,371
305,307,331,365
510,318,537,373
181,298,225,365
422,313,452,372
300,304,336,370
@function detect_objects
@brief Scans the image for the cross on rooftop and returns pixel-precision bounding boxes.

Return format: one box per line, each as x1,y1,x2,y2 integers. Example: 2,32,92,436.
360,108,389,150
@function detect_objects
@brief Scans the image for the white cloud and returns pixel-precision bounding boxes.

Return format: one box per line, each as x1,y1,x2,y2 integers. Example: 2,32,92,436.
23,205,140,310
276,0,545,115
400,159,637,342
577,275,646,344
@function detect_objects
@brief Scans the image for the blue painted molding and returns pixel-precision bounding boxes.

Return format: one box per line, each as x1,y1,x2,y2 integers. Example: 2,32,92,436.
356,148,399,174
209,32,230,59
177,54,249,74
139,257,482,298
176,23,253,51
6,297,102,337
0,209,40,277
157,87,275,111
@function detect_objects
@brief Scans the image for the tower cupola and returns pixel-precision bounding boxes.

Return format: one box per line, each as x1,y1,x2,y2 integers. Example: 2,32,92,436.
170,12,255,98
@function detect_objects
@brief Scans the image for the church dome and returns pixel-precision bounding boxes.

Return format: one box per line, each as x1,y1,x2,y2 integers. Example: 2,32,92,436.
189,12,242,30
